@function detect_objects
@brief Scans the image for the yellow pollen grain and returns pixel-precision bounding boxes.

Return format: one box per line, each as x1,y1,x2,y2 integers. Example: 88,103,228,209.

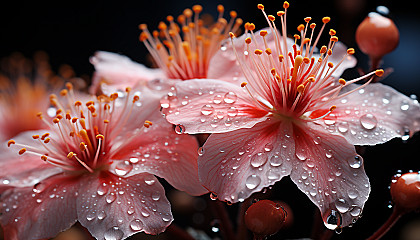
7,140,15,147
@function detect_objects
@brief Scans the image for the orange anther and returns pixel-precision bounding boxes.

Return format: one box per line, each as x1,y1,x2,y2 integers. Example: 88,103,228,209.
279,55,284,62
166,15,174,22
65,82,73,90
133,95,140,102
138,24,147,30
67,152,74,159
41,133,50,140
347,48,355,55
245,37,252,44
328,62,334,68
74,101,82,107
230,11,237,18
254,49,263,55
241,82,248,87
139,32,148,42
322,17,331,24
330,105,337,111
339,78,346,85
283,1,290,8
331,36,338,42
32,135,40,139
329,29,336,36
307,76,316,82
268,15,275,21
327,49,333,55
277,11,285,17
44,138,50,143
7,140,15,147
19,148,26,155
96,134,105,140
41,155,48,161
192,5,202,13
320,46,327,54
79,143,86,151
248,23,255,31
303,57,310,64
297,84,305,93
217,5,224,13
265,48,272,55
71,117,78,123
257,4,264,10
53,118,60,124
260,30,268,37
310,23,316,29
229,32,235,38
297,24,305,32
375,69,385,77
183,8,193,18
304,17,312,23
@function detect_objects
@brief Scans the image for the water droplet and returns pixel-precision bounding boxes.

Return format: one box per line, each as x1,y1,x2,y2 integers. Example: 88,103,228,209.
250,154,268,168
174,124,186,134
350,206,362,217
359,113,377,130
33,182,46,193
104,226,124,240
210,192,218,200
97,211,107,220
141,210,150,217
97,183,108,196
201,104,214,116
144,176,156,185
147,78,171,91
127,206,135,215
106,193,116,204
238,191,247,202
220,45,227,51
337,122,349,133
335,198,349,213
324,209,342,230
348,155,363,169
269,155,282,167
245,175,261,190
266,169,281,180
115,161,133,176
400,100,410,111
348,189,359,199
130,219,143,231
160,98,170,109
264,143,273,152
197,147,204,156
151,191,160,201
2,179,10,185
226,107,238,117
223,92,237,104
296,150,307,161
213,94,223,104
86,212,96,221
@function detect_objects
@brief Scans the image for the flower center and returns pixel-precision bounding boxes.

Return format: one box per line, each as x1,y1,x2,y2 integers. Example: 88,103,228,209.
229,2,383,121
8,84,151,174
139,4,243,80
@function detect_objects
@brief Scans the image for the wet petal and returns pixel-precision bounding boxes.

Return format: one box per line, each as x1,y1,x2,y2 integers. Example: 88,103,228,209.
198,119,294,203
321,83,420,145
0,174,79,240
77,172,172,239
165,79,269,134
110,116,207,196
290,123,370,228
89,51,165,94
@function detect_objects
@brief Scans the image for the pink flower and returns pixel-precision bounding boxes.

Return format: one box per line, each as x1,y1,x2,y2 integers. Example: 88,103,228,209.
90,5,243,95
0,85,206,240
164,3,420,229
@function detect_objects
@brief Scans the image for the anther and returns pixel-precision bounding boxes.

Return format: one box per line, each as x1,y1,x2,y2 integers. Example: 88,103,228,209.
7,140,15,147
277,11,285,17
331,36,338,42
254,49,263,55
230,11,237,18
268,15,275,21
41,133,50,140
329,29,336,36
32,135,40,139
297,84,305,93
166,15,174,22
192,5,203,13
297,24,305,32
279,55,284,62
44,138,50,143
257,4,264,10
144,120,153,128
74,101,82,107
330,105,337,111
96,134,105,140
375,69,385,77
79,142,86,151
310,23,316,29
139,32,148,42
229,32,235,38
328,62,334,68
241,82,248,87
320,46,327,54
133,95,140,103
65,82,73,90
260,30,268,37
245,37,252,44
217,5,224,13
283,1,290,9
339,78,346,85
265,48,272,55
67,152,74,159
304,17,312,23
138,24,147,30
19,148,26,155
36,112,43,119
41,155,48,161
60,89,68,96
248,23,255,31
347,48,355,55
53,118,60,124
322,17,331,23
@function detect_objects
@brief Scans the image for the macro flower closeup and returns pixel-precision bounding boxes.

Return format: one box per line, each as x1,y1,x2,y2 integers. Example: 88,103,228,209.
0,84,206,240
164,2,420,230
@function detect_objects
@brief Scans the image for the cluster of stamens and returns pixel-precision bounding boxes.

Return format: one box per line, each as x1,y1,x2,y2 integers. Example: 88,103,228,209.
229,2,383,120
7,83,151,173
139,4,243,80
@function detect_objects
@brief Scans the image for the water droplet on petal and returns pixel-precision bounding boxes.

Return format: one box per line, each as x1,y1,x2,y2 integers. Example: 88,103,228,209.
335,198,350,213
296,150,307,161
269,155,282,167
348,155,363,169
127,206,135,215
151,191,161,201
337,122,349,133
86,212,96,221
359,113,377,130
160,98,170,109
264,143,273,152
227,107,238,117
224,92,237,104
350,206,362,217
175,125,186,134
97,183,108,196
106,193,116,204
324,209,342,230
97,211,107,220
201,104,214,115
130,219,143,231
197,147,204,156
245,175,261,190
213,94,223,104
115,161,133,176
250,154,268,168
144,176,156,185
210,192,218,200
104,226,124,240
400,100,410,111
33,182,46,193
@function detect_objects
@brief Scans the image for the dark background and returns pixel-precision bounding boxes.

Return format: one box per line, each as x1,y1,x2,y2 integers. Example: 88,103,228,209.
1,0,419,240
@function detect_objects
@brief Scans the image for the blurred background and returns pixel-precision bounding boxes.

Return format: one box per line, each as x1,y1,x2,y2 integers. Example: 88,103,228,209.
1,0,419,239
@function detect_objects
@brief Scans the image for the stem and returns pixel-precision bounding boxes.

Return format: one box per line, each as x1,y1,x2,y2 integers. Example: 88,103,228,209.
209,200,236,240
166,224,195,240
236,198,252,240
366,208,402,240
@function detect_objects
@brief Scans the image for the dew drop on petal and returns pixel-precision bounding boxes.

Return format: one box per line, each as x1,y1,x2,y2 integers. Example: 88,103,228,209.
213,94,223,104
264,143,273,152
269,155,282,167
227,107,238,117
86,212,96,221
359,113,377,130
174,124,186,134
106,193,116,204
197,147,204,156
335,198,350,213
348,155,363,169
250,154,268,168
350,206,362,217
104,226,124,240
33,182,46,193
151,191,161,201
160,98,170,109
127,206,135,215
245,175,261,190
400,100,410,111
337,122,349,133
115,161,133,176
210,192,218,200
98,211,107,220
223,92,237,104
144,176,156,185
97,183,108,196
201,104,214,116
296,150,307,161
324,209,342,230
130,219,143,231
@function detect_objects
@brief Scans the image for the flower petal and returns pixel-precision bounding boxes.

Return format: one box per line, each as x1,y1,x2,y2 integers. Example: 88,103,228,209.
89,51,165,94
320,83,420,145
0,174,79,240
198,119,294,203
165,79,269,134
110,116,207,196
289,123,370,228
77,172,172,239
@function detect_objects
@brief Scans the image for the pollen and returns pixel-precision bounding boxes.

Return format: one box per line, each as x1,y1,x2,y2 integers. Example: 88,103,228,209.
7,140,15,147
96,134,105,140
347,48,355,55
67,152,74,159
260,30,268,37
322,17,331,23
339,78,346,85
375,69,385,77
241,82,248,87
283,1,290,9
19,148,26,155
257,4,264,10
329,105,337,111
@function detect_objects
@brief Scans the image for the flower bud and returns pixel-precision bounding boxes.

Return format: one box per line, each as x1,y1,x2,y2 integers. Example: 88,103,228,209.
390,172,420,212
